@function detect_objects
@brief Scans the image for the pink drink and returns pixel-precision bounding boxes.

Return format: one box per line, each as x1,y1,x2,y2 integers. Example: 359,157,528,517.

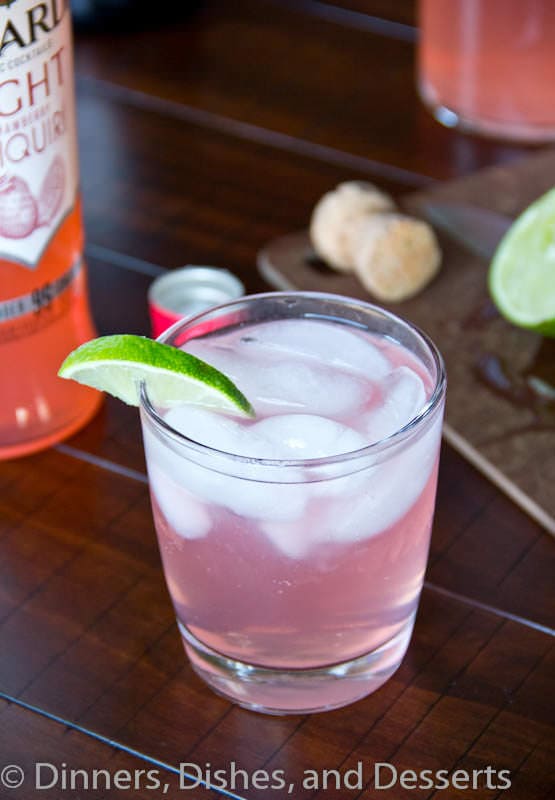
141,295,445,713
419,0,555,142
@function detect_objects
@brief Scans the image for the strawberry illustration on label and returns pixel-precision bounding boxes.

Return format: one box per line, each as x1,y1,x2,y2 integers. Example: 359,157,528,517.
0,175,39,239
38,156,66,227
0,158,67,241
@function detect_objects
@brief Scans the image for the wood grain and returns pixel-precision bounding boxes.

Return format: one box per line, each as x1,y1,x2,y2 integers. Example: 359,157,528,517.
1,1,553,794
74,0,534,184
77,83,411,277
0,698,223,799
0,452,552,799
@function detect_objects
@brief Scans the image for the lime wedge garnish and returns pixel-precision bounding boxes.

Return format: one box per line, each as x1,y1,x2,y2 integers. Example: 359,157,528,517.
489,187,555,336
58,335,254,416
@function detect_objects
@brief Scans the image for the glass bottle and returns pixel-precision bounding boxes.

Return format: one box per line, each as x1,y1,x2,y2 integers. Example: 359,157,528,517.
0,0,101,459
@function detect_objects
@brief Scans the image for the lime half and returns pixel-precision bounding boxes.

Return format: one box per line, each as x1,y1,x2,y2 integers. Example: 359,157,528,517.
59,335,254,416
489,187,555,336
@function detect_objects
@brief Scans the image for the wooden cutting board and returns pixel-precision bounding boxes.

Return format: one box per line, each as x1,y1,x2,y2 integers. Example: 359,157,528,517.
258,149,555,535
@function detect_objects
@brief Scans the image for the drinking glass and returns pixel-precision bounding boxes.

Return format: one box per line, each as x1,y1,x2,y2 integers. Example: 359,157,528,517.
418,0,555,142
140,293,446,714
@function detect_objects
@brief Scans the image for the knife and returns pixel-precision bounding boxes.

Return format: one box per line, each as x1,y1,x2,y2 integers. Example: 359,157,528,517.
423,203,513,260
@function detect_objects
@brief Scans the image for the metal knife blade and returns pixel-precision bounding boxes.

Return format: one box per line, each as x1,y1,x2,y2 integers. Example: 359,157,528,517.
423,203,513,260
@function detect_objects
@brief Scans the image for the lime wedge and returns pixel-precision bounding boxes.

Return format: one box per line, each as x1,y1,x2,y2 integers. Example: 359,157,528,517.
58,335,254,416
489,187,555,336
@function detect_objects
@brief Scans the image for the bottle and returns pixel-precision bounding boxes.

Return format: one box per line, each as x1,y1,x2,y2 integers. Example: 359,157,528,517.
0,0,101,459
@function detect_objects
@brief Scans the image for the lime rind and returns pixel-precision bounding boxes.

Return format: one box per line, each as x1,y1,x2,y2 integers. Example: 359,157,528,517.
59,335,254,416
489,188,555,336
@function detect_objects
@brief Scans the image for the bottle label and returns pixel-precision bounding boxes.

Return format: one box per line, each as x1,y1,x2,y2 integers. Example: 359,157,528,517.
0,255,81,342
0,0,78,268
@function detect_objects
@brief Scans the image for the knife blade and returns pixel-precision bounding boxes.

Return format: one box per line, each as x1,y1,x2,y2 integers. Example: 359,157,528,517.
423,203,513,260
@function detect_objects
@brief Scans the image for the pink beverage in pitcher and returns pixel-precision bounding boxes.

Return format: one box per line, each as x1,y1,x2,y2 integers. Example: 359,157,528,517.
418,0,555,142
140,294,446,714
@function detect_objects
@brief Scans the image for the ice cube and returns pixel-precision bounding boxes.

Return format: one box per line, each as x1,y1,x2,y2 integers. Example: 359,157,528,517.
253,414,367,460
186,322,382,418
147,463,211,539
164,406,243,452
143,421,308,522
254,360,370,417
186,354,368,418
228,481,308,522
261,519,315,559
311,463,375,498
326,414,442,542
239,319,391,378
182,343,250,392
363,366,427,443
164,405,275,459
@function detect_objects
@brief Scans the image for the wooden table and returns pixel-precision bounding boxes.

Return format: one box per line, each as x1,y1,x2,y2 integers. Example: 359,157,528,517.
1,2,553,798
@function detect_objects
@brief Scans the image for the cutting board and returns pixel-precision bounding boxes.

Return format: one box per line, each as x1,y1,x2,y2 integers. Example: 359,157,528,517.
258,150,555,535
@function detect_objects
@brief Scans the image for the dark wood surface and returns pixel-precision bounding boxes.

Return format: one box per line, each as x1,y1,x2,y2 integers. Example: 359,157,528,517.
0,698,224,798
1,1,554,798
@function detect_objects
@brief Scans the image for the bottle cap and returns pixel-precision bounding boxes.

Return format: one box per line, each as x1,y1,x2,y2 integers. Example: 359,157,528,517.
148,266,245,338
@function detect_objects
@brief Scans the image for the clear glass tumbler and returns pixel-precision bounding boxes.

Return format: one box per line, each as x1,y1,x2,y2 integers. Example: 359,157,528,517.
140,293,446,714
418,0,555,142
